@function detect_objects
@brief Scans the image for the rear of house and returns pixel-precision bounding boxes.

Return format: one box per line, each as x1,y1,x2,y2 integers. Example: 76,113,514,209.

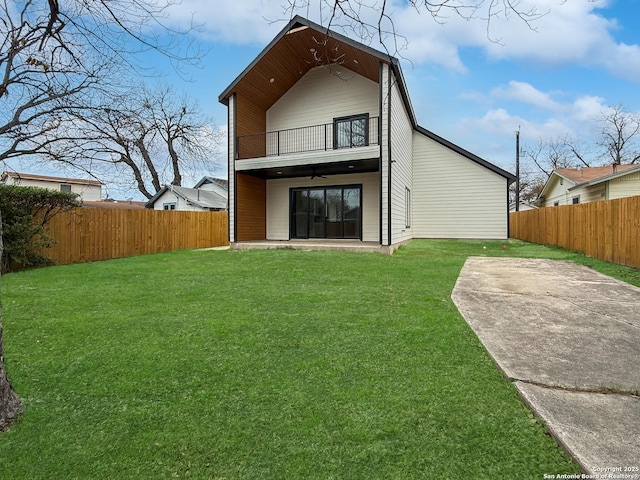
219,16,514,250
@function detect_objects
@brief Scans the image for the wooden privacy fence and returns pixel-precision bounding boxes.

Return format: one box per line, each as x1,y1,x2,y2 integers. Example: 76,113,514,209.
41,208,229,265
509,196,640,269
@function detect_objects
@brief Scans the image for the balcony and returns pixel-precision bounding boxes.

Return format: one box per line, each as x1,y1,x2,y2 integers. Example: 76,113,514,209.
237,116,380,160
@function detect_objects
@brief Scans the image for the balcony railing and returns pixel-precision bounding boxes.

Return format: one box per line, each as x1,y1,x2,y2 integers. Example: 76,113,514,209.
237,116,379,160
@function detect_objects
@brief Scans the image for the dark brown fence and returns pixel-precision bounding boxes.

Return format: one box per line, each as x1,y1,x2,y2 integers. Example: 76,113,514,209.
40,208,229,265
509,196,640,269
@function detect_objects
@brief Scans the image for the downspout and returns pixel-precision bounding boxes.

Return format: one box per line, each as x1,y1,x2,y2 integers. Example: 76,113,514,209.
378,63,384,246
387,64,393,247
506,183,511,239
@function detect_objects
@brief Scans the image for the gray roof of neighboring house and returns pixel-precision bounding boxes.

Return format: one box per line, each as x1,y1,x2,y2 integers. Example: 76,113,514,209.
2,171,103,186
145,185,228,210
193,176,229,190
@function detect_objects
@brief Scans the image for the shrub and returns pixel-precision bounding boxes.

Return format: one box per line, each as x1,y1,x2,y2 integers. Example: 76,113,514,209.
0,185,79,272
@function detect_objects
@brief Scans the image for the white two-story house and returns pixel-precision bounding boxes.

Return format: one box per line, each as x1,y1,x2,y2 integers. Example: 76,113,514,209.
219,16,515,251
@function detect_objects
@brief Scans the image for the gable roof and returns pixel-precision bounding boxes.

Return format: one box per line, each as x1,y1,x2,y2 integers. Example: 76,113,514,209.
193,176,229,190
556,164,638,185
1,171,103,186
566,164,640,190
145,185,228,210
218,16,395,111
539,165,640,201
219,15,515,183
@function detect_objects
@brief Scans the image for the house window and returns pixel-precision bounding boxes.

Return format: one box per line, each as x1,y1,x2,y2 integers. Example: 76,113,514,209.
572,196,580,205
163,202,177,210
333,114,369,149
405,187,411,228
60,184,72,193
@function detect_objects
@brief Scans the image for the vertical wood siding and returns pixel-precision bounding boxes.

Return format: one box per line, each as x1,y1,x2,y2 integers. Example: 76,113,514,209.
265,172,380,241
412,131,509,239
510,196,640,269
236,95,267,159
39,209,229,265
236,173,266,241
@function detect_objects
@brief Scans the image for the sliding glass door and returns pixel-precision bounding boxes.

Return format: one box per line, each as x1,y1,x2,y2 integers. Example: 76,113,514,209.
290,185,362,239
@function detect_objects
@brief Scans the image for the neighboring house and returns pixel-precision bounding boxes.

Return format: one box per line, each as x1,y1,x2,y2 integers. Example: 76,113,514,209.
537,164,640,207
509,201,538,213
219,16,515,249
1,171,102,201
145,180,228,211
194,176,229,198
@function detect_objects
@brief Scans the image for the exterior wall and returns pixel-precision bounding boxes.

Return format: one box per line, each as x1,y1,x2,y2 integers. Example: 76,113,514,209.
150,190,205,211
265,172,380,242
228,95,236,242
540,176,573,206
412,131,508,239
236,173,266,241
7,177,102,201
199,182,227,197
571,184,606,204
609,171,640,199
379,63,390,245
266,65,379,133
388,68,413,245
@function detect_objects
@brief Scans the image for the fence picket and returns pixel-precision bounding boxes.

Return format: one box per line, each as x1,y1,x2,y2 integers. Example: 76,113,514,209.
510,196,640,269
38,208,229,265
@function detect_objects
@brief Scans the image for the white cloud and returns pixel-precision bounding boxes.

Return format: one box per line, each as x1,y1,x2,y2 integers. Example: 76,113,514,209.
490,81,564,112
168,0,640,82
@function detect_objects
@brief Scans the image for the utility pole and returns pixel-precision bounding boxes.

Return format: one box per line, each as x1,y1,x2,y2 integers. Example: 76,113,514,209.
515,127,520,212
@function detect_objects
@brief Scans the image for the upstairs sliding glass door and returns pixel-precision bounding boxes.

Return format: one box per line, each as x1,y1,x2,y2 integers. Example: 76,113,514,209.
290,185,362,240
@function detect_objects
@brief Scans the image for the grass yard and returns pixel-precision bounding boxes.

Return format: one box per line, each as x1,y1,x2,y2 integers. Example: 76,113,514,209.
1,239,635,479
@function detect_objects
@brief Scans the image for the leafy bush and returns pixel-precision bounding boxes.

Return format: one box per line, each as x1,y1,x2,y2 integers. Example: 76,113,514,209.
0,185,79,272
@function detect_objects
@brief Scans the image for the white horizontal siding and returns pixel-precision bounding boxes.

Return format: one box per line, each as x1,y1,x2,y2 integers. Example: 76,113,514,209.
609,172,640,199
412,131,508,239
228,95,236,242
10,178,102,201
572,184,605,204
541,176,571,206
267,65,379,133
389,70,413,245
266,172,379,242
151,190,204,211
380,64,389,245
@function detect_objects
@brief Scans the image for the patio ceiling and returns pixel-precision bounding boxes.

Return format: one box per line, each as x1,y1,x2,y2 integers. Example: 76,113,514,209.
240,157,380,180
219,17,391,112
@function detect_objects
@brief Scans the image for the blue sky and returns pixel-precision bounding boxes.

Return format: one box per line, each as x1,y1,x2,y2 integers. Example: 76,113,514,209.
12,0,640,198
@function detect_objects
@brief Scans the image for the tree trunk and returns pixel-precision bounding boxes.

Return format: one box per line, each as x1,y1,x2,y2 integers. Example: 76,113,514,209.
0,208,22,432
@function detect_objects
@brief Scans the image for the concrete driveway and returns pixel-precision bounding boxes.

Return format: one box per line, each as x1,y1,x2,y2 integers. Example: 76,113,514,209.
451,257,640,474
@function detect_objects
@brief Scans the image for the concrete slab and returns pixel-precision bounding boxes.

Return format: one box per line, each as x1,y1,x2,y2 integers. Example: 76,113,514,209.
451,257,640,473
517,383,640,475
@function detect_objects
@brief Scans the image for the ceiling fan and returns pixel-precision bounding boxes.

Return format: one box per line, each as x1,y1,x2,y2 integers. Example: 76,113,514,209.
310,166,327,179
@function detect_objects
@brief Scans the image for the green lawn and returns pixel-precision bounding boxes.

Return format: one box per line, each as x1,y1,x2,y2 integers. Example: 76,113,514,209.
1,239,635,479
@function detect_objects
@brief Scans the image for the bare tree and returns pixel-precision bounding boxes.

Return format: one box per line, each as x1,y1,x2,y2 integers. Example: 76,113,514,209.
598,105,640,165
281,0,549,55
0,0,200,432
523,135,592,179
46,84,222,199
